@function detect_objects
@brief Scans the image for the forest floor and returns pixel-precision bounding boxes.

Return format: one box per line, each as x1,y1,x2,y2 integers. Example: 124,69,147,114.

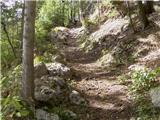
56,12,160,120
61,34,134,120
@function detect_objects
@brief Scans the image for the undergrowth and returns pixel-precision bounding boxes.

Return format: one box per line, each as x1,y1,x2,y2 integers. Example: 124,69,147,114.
129,67,160,119
47,106,78,120
1,65,32,120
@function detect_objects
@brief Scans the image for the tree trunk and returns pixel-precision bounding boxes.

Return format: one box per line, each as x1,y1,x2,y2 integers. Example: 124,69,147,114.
137,1,149,28
97,0,101,21
62,0,65,26
70,0,73,22
145,1,155,15
21,1,25,50
79,0,89,27
22,0,36,108
73,2,76,21
78,0,81,22
126,1,135,33
1,21,16,58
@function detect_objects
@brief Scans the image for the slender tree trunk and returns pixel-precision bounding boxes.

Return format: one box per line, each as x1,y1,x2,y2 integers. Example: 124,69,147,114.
137,1,149,28
16,19,19,38
22,0,36,108
1,22,16,58
62,0,65,26
97,0,101,21
73,2,76,21
80,0,87,26
21,1,25,50
126,1,135,33
78,0,81,22
70,0,73,21
145,1,155,15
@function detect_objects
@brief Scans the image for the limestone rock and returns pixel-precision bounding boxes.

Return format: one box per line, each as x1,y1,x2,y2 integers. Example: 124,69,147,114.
63,110,77,120
69,90,87,105
50,27,69,45
52,54,66,64
35,75,70,104
36,109,60,120
34,62,48,78
128,64,146,72
149,86,160,108
46,62,72,79
35,86,56,102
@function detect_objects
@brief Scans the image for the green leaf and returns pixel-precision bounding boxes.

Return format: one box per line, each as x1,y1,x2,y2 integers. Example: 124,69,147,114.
20,109,30,117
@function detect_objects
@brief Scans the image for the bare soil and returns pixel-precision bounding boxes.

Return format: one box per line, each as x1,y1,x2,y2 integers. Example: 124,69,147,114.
61,38,135,120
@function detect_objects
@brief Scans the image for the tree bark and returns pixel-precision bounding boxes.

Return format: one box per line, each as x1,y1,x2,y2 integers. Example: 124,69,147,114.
126,1,135,33
145,1,155,15
22,0,36,108
62,0,65,26
137,1,149,28
78,0,81,22
21,1,25,50
79,0,89,27
97,0,101,21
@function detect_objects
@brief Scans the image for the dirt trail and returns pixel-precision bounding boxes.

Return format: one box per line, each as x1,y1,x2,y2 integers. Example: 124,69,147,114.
62,38,134,120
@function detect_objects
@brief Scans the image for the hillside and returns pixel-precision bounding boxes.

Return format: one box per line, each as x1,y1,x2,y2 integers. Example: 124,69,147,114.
1,1,160,120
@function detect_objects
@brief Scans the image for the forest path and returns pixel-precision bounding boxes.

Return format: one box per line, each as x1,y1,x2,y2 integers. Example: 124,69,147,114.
61,36,134,120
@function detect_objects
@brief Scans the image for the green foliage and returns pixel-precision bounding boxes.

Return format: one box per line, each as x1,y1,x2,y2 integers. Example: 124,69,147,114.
130,68,158,92
117,74,128,84
34,44,58,64
129,67,160,119
1,39,15,68
107,9,119,18
2,96,31,119
1,65,31,119
48,106,78,120
36,0,80,54
135,94,158,120
101,1,119,18
1,1,22,69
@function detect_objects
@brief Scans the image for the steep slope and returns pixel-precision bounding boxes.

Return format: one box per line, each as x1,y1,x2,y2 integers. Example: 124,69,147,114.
46,9,160,119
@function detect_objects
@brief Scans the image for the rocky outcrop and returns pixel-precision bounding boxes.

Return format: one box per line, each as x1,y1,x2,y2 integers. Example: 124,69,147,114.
149,86,160,108
35,75,70,105
46,62,72,79
52,53,66,64
69,27,87,39
34,62,48,78
139,49,160,69
34,62,86,106
69,90,87,105
62,110,77,119
36,109,60,120
34,62,72,79
50,27,70,46
35,108,78,120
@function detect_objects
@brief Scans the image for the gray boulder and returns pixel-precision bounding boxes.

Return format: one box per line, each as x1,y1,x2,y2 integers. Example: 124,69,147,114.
63,110,77,120
50,27,69,45
52,54,66,64
36,109,60,120
35,75,70,104
149,86,160,108
69,90,87,105
34,62,48,78
35,86,56,102
46,62,72,79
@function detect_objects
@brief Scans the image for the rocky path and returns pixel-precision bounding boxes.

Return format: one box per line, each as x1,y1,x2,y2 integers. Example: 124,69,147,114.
62,37,134,120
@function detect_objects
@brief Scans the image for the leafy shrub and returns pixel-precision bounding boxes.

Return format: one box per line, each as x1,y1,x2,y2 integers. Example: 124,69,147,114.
117,74,128,84
130,68,158,92
130,67,160,119
1,65,31,119
48,106,78,120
